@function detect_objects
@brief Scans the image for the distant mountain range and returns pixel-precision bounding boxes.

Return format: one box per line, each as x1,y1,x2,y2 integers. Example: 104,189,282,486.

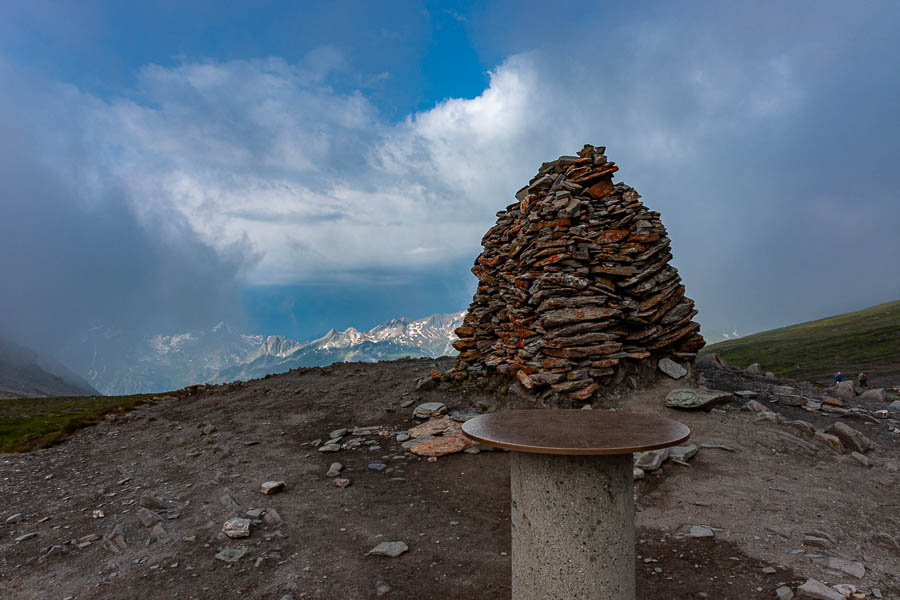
0,335,98,399
63,312,465,395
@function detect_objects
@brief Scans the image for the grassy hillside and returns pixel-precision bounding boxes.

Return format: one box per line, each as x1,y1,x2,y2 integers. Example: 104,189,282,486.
701,299,900,386
0,393,173,453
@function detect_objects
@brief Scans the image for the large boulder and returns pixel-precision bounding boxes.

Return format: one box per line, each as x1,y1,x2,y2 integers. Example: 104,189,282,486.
830,381,857,401
746,363,764,376
857,388,888,403
665,388,732,410
824,422,872,454
696,353,728,370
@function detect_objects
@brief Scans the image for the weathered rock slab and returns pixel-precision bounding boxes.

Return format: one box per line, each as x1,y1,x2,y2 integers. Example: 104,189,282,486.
665,389,732,410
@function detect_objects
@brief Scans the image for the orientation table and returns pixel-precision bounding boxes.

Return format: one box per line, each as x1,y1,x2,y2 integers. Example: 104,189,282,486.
462,409,690,600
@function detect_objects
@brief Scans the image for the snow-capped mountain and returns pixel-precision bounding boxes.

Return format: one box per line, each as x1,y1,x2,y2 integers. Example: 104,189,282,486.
65,312,465,395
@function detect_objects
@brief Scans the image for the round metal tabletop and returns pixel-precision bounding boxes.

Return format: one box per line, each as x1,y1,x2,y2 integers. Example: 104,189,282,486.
461,409,690,455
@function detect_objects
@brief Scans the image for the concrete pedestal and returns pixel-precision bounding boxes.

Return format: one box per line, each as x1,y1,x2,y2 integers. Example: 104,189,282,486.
462,410,689,600
510,452,635,600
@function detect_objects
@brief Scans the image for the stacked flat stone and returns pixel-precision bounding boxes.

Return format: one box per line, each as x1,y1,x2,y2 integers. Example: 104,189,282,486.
453,144,705,402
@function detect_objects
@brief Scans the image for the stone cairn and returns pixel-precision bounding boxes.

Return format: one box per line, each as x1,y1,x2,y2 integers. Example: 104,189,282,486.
452,144,705,404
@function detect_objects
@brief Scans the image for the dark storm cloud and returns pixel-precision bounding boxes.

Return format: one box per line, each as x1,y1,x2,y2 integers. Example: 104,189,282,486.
0,72,256,354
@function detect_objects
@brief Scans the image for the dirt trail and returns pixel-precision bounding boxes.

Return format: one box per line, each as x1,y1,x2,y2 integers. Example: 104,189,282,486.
1,357,897,599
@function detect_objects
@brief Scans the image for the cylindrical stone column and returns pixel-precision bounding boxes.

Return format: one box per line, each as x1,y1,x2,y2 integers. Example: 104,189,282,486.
510,452,635,600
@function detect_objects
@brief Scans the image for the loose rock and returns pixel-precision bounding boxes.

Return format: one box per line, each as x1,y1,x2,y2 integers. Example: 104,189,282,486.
413,402,447,419
223,517,251,538
796,578,844,600
665,389,732,410
260,481,285,495
824,422,872,454
658,358,687,379
215,547,247,563
366,541,409,557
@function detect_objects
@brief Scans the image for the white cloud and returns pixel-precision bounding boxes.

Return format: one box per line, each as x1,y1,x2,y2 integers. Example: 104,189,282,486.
10,39,814,289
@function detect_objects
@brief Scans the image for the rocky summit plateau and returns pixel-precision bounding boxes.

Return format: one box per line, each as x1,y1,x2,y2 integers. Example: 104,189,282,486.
1,355,898,599
2,146,897,600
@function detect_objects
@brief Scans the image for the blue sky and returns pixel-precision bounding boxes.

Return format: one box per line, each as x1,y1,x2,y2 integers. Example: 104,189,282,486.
1,1,899,350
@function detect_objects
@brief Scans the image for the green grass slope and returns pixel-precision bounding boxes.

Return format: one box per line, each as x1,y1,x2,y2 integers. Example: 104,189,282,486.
0,393,173,453
701,299,900,386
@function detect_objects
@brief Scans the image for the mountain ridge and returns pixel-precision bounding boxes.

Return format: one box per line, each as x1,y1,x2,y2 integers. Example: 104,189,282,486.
0,335,99,399
64,312,466,395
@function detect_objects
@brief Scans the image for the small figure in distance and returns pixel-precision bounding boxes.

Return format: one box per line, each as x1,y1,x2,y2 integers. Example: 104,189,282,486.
834,371,843,383
857,372,868,388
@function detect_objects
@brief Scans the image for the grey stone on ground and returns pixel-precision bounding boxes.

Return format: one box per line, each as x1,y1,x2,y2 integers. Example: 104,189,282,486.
413,402,447,418
401,434,435,449
776,585,794,600
830,381,857,401
890,399,900,412
366,541,409,557
777,394,807,407
771,385,794,395
5,513,24,524
633,467,645,481
688,525,714,538
668,444,698,462
326,463,343,477
857,388,887,402
696,353,727,369
223,517,251,538
744,399,769,413
802,535,833,549
246,508,264,519
449,411,479,422
832,584,856,597
848,451,870,467
824,422,872,454
149,522,171,543
734,390,758,399
813,432,844,453
658,357,687,379
137,508,163,528
220,490,241,510
263,508,282,527
138,495,165,510
786,420,816,437
665,389,732,410
376,581,392,596
330,428,348,439
824,557,865,578
796,578,844,600
765,371,776,378
215,547,247,563
368,463,387,471
318,443,341,453
14,532,37,543
634,448,669,471
414,375,437,391
260,481,285,495
746,363,764,376
104,524,127,552
395,433,410,442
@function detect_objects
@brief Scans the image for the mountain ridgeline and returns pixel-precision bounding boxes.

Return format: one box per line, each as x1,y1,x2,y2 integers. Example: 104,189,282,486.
64,312,466,395
0,336,98,399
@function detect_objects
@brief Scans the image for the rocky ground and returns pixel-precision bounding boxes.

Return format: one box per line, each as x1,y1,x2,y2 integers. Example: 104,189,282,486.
1,356,898,600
